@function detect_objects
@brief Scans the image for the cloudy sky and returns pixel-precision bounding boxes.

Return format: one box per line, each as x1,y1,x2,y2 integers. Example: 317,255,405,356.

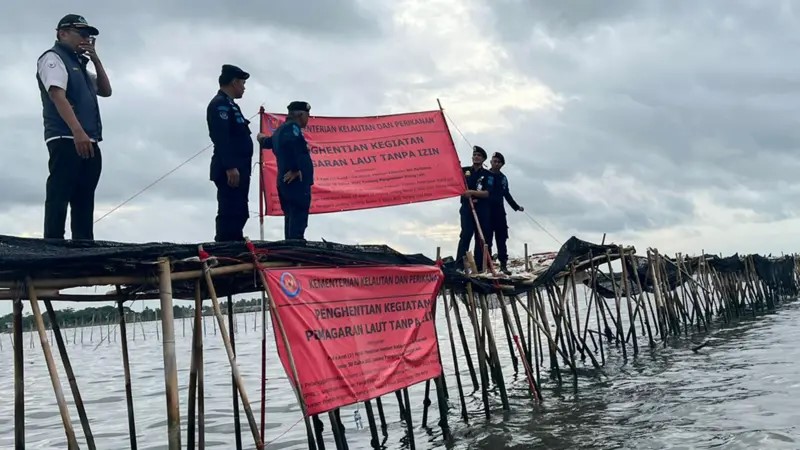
2,1,799,313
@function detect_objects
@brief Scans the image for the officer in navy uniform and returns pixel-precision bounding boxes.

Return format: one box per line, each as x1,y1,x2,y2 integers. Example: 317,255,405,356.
455,145,491,272
207,64,253,242
37,14,112,240
486,152,524,275
259,101,314,240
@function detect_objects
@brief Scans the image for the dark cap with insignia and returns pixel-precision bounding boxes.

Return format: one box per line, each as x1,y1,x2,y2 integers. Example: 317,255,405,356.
472,145,487,160
493,152,505,164
287,101,311,112
219,64,250,85
57,14,99,35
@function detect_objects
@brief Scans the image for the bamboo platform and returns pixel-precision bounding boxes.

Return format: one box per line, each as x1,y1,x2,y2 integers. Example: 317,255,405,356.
1,233,797,449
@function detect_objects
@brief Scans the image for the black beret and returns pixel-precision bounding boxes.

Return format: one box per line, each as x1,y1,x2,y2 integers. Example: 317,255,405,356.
493,152,505,164
220,64,249,83
472,145,487,160
287,101,311,112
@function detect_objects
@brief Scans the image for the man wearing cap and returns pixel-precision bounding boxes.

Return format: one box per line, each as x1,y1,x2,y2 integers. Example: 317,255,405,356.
36,14,112,240
486,152,524,275
258,101,313,240
455,146,491,272
207,64,253,242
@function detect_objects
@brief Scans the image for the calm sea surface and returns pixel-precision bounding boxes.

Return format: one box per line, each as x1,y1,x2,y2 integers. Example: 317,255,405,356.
1,298,799,449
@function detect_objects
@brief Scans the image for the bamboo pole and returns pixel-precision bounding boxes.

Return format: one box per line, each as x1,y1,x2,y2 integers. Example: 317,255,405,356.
604,251,627,359
43,300,96,449
524,244,533,367
449,290,478,391
441,290,468,423
364,400,380,449
617,247,639,357
117,298,137,450
157,258,182,450
625,253,655,348
0,262,289,290
464,282,491,418
26,279,79,450
13,296,24,450
198,300,206,450
499,292,540,403
188,281,202,449
198,248,264,450
533,288,561,380
228,295,243,450
528,289,542,384
568,265,584,361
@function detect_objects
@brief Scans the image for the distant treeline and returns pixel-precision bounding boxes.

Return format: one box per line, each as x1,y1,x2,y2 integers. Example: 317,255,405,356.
0,297,263,332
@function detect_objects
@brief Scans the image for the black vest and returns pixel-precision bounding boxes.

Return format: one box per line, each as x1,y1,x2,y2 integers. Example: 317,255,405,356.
37,42,103,142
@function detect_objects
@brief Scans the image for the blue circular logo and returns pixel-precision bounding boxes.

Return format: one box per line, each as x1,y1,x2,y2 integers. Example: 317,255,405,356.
279,272,301,298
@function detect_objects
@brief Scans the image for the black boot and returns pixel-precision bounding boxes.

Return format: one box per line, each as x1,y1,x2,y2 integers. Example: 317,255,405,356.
500,262,511,275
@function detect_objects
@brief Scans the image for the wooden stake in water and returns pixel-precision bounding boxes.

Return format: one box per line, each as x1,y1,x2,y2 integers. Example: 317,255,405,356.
228,295,243,450
188,281,203,449
43,300,96,449
157,258,182,450
442,290,469,422
116,296,137,450
26,279,79,450
13,295,24,450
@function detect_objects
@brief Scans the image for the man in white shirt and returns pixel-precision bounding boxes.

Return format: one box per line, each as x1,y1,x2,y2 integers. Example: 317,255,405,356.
36,14,112,240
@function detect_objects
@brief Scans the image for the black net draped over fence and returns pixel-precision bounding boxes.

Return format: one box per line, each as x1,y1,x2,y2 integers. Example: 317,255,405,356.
1,234,796,300
0,235,435,298
441,236,623,295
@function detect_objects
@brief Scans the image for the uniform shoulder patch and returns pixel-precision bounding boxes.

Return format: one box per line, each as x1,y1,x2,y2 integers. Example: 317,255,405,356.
219,110,228,120
216,105,230,111
292,124,300,136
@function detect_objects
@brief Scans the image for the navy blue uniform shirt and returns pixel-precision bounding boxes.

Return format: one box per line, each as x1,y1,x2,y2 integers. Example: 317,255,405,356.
271,120,314,188
207,90,253,181
487,171,521,214
461,165,491,212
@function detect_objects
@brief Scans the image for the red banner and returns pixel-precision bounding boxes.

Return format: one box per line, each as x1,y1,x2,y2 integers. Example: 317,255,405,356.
260,109,465,216
262,265,444,416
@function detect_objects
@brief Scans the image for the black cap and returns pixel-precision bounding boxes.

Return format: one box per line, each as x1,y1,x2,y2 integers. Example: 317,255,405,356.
287,101,311,112
219,64,250,84
57,14,99,36
493,152,505,164
472,145,487,160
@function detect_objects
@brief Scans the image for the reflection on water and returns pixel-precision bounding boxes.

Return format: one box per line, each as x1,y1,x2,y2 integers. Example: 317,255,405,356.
1,300,799,449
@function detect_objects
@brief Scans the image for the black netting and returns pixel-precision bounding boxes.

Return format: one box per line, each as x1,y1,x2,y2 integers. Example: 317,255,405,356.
440,236,621,296
751,254,798,297
622,255,696,294
707,254,745,274
529,236,620,288
0,235,435,298
3,234,794,301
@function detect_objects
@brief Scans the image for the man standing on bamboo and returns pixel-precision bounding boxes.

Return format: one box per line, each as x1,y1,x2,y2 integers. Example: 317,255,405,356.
455,145,491,272
37,14,111,240
207,64,253,242
258,101,314,241
486,152,524,275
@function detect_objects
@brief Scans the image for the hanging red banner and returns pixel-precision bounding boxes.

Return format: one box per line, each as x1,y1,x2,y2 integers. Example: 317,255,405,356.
260,109,465,216
263,265,444,416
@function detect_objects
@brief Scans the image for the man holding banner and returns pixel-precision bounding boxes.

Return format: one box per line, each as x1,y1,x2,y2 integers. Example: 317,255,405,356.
455,145,491,272
264,101,314,240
